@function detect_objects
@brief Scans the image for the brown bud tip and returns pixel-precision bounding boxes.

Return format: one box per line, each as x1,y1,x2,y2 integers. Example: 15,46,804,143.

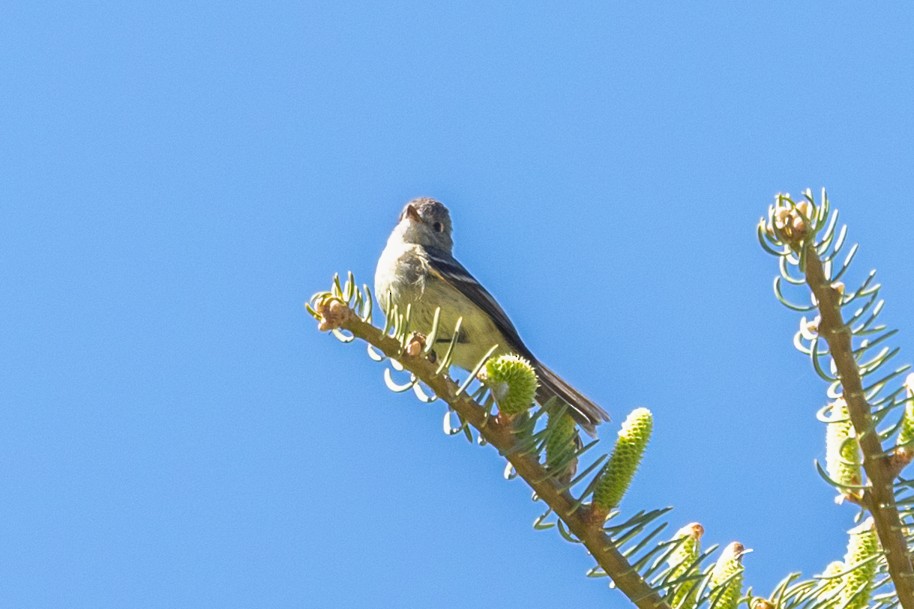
751,599,775,609
405,342,422,357
893,446,914,469
587,504,610,526
722,541,747,560
317,299,352,331
801,315,820,338
686,522,704,539
405,332,426,357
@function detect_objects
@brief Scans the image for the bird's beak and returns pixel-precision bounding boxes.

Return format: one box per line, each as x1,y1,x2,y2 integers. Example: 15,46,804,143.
404,204,421,223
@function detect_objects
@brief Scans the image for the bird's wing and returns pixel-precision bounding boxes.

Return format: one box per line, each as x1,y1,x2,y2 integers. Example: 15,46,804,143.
426,247,610,433
424,247,533,358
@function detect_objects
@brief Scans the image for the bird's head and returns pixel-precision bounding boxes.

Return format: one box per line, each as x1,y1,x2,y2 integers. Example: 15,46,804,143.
394,197,454,252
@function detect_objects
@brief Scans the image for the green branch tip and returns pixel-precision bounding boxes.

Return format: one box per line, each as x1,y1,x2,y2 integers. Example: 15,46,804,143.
666,522,704,609
761,192,819,251
592,407,653,514
838,518,878,609
818,560,845,604
311,295,353,332
545,410,579,478
895,374,914,466
709,542,747,609
482,354,538,416
823,398,862,502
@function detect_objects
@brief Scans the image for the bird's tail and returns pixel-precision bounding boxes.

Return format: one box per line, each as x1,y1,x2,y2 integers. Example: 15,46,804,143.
534,361,610,437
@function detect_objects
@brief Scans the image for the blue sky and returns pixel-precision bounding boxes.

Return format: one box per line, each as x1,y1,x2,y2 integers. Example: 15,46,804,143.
2,3,914,608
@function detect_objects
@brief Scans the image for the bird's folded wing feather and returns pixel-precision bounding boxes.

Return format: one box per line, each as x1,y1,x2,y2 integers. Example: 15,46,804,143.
424,247,533,359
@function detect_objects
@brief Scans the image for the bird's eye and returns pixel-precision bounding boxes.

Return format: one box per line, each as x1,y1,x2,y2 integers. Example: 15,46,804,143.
432,222,443,233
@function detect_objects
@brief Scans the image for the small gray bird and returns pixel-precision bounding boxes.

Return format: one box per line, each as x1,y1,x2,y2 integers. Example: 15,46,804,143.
375,197,610,435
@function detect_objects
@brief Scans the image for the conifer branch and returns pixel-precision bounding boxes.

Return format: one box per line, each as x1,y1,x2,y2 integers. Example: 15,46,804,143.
317,300,671,609
802,244,914,609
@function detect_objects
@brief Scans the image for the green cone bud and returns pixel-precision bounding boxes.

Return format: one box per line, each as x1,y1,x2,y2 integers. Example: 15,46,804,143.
825,398,861,493
897,374,914,449
484,354,538,416
666,522,703,609
592,407,653,511
819,560,845,603
709,542,746,609
839,519,879,609
545,410,578,475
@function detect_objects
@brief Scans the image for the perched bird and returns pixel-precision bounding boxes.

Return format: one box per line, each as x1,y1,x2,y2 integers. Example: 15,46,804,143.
375,197,610,435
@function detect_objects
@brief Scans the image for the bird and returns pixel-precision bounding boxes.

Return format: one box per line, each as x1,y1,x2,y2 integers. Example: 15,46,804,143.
374,197,610,435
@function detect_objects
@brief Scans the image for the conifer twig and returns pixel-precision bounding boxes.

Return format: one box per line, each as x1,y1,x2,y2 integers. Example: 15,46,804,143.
802,244,914,609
